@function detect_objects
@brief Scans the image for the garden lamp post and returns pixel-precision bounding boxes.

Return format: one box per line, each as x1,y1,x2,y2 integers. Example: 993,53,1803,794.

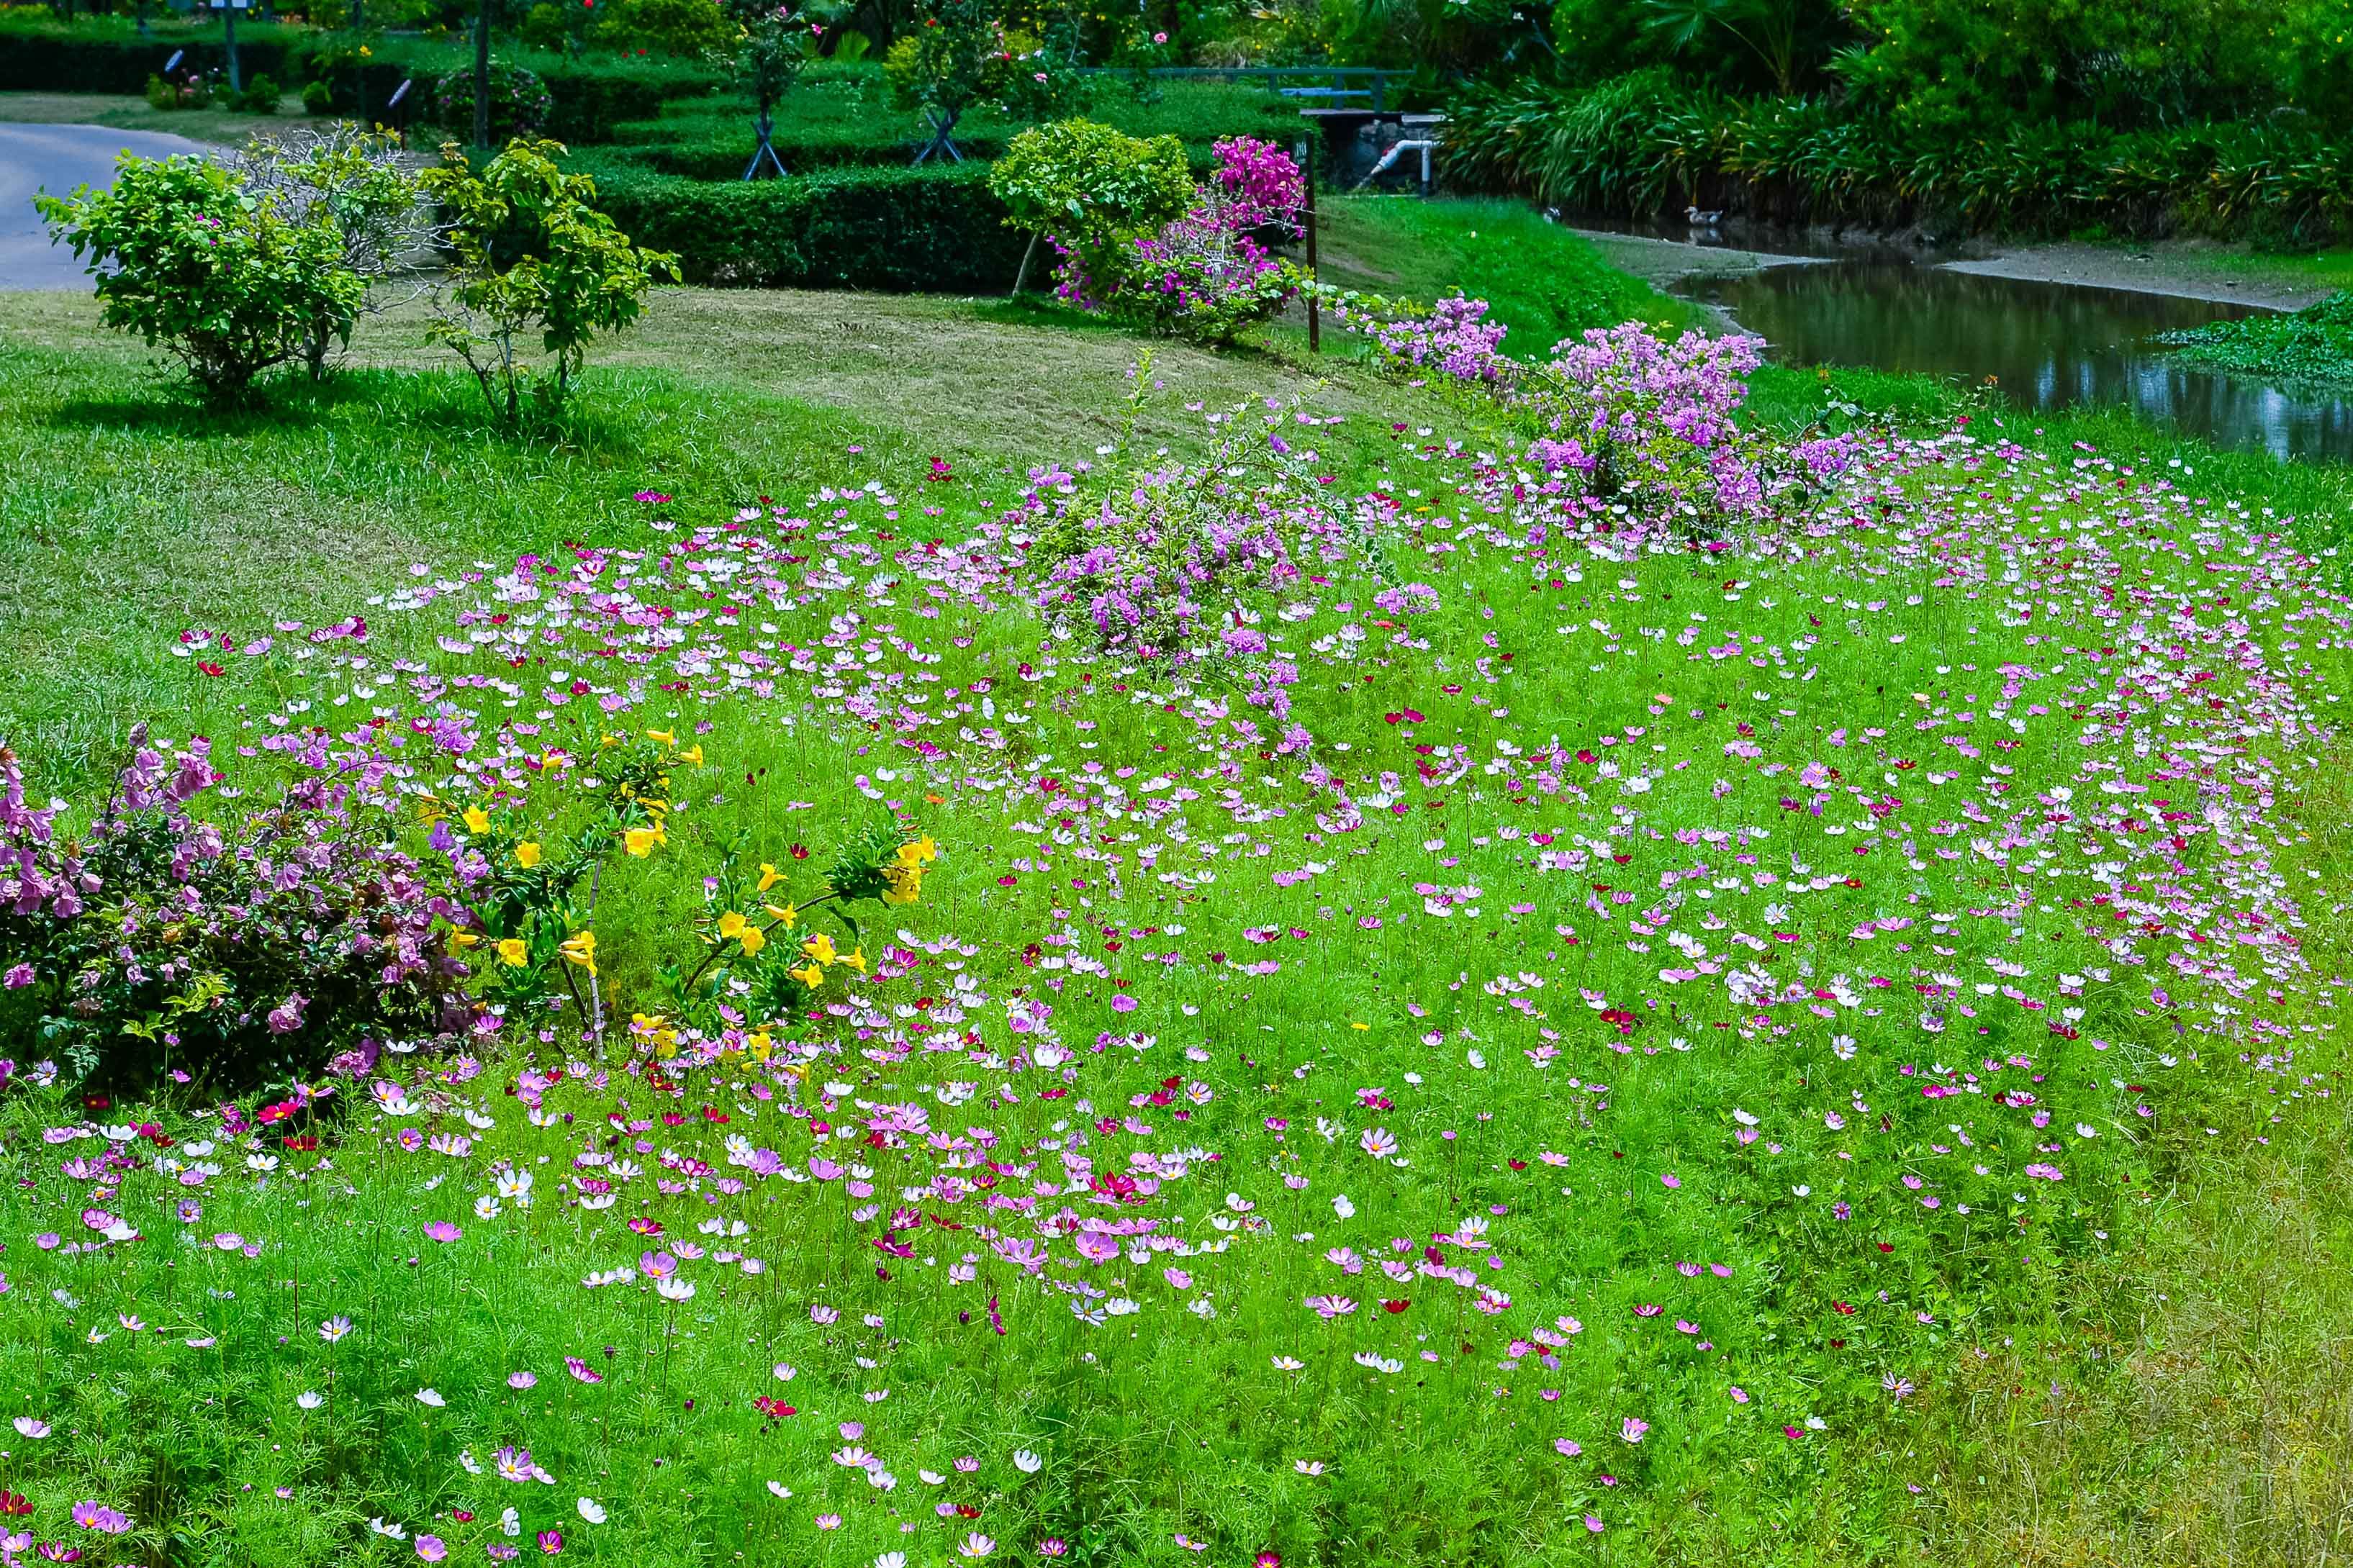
208,0,245,94
473,0,493,149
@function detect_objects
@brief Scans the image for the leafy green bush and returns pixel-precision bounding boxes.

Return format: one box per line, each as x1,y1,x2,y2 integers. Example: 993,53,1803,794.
232,71,283,114
574,157,1025,288
989,118,1193,291
420,139,680,424
431,58,558,142
597,0,735,54
35,152,367,405
233,127,428,377
0,729,482,1093
1445,71,2353,240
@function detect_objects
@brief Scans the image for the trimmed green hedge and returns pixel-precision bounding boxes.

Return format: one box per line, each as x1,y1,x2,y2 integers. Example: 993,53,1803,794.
313,42,723,144
0,16,306,93
0,18,723,143
574,158,1026,291
600,72,1302,178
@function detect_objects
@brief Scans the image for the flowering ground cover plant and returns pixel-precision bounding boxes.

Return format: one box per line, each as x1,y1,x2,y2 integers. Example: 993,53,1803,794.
0,309,2349,1565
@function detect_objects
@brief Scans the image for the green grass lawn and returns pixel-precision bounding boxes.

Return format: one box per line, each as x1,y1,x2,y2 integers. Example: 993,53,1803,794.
3,232,2353,1567
0,89,312,144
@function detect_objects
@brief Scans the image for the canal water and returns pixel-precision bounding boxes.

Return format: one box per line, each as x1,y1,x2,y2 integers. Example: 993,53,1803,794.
1573,215,2353,462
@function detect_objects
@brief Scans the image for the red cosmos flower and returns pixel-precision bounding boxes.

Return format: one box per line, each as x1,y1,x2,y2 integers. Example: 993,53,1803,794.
197,661,226,676
283,1136,319,1151
753,1396,796,1418
628,1218,664,1236
0,1490,30,1515
1381,1300,1410,1313
1832,1301,1857,1315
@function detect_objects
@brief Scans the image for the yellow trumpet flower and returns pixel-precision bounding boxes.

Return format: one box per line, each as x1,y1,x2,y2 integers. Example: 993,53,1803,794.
790,961,824,987
896,834,939,867
515,841,543,869
718,910,748,940
497,938,528,967
739,925,766,956
763,902,798,928
646,728,676,746
449,930,480,949
842,946,867,975
625,827,659,858
559,930,597,976
757,863,785,892
463,807,490,834
678,745,703,767
801,932,838,966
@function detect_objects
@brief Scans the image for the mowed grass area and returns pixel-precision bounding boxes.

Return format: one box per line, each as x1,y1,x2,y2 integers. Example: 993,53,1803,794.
3,240,2353,1567
0,287,1491,784
0,90,312,145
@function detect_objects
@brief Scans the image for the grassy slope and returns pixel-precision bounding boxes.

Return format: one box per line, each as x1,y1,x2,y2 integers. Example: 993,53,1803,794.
1311,195,1696,355
1,220,2352,1565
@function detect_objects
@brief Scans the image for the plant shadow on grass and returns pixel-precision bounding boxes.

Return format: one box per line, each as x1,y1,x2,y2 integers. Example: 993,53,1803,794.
37,362,721,466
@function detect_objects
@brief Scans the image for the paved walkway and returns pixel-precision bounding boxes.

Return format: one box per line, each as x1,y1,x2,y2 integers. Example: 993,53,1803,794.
1,122,211,290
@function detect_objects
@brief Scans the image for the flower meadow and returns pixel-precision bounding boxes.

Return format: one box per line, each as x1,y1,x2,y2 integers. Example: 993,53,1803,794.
1,317,2350,1567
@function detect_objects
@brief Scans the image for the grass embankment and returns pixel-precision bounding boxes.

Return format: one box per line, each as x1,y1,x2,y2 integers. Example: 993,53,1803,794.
1312,194,1696,353
2,217,2352,1564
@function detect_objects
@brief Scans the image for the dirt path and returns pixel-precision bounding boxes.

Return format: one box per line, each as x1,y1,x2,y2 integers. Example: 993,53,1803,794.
1939,242,2334,310
0,121,213,289
1574,224,2339,312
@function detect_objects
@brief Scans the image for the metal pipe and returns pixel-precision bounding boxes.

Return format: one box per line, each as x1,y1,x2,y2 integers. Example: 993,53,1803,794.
1357,138,1439,193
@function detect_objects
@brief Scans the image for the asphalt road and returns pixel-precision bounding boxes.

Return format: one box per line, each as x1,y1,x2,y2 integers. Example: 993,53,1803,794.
1,122,211,290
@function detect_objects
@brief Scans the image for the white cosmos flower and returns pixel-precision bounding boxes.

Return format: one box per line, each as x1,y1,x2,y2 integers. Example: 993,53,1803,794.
576,1498,607,1525
1012,1449,1043,1474
655,1277,695,1302
765,1482,792,1500
297,1392,324,1411
415,1387,446,1407
772,1363,796,1382
500,1508,520,1537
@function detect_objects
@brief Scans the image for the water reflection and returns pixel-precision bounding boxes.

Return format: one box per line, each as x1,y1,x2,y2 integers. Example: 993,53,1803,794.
1679,261,2353,463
